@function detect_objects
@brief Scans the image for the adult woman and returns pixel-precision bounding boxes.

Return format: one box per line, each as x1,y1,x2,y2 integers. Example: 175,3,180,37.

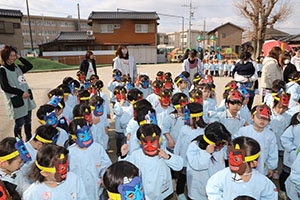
182,49,203,83
282,53,297,83
291,47,300,71
261,47,283,100
79,50,97,80
113,46,137,81
0,46,36,141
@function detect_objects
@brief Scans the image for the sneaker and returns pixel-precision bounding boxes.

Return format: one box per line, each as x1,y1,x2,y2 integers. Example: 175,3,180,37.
272,170,279,179
278,190,287,200
177,194,187,200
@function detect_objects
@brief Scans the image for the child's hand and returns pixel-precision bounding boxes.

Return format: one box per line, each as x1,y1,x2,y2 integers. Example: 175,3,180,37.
105,127,109,135
206,144,215,154
167,138,175,149
267,169,274,178
93,116,100,124
121,144,128,156
120,99,125,106
158,148,170,160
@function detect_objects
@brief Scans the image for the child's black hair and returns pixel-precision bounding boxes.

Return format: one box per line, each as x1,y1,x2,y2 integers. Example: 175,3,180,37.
134,99,153,121
271,79,286,93
152,80,163,88
33,125,58,143
57,84,71,95
62,77,73,85
136,108,156,124
0,137,18,164
90,74,99,82
113,85,127,95
103,161,139,193
181,71,190,79
93,80,104,90
171,93,188,115
156,71,164,77
164,72,172,79
287,112,300,128
137,124,161,140
187,102,207,129
112,69,122,76
69,79,80,89
174,75,184,85
234,196,256,200
289,71,300,83
127,88,143,102
77,89,90,105
36,104,55,120
66,119,88,147
48,88,63,99
72,104,82,119
89,95,104,107
189,89,203,100
28,144,69,183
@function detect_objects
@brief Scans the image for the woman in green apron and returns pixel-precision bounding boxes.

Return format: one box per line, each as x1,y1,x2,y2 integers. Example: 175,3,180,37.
0,46,36,141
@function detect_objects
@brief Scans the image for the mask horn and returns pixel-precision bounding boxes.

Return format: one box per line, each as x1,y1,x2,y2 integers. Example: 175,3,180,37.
152,132,157,137
235,144,241,150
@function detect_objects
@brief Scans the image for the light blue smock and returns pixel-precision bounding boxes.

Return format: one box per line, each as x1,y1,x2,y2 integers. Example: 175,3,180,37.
113,101,130,133
137,86,153,99
285,153,300,200
146,93,160,108
107,80,123,103
287,81,300,108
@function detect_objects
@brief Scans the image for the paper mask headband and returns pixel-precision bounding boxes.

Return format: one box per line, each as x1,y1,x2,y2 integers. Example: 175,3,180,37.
47,95,63,109
175,74,187,85
237,84,250,99
41,111,57,126
15,138,31,163
139,111,158,126
76,125,93,148
117,176,145,200
252,104,271,120
183,106,203,125
225,81,238,91
90,102,104,117
227,90,243,102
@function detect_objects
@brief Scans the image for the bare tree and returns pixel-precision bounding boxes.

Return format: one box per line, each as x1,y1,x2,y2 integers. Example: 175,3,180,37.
234,0,292,58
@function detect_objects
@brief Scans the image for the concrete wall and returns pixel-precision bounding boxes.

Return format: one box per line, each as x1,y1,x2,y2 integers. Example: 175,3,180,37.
0,17,24,50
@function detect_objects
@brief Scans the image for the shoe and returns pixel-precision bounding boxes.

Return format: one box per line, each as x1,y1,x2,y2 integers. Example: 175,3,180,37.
272,170,279,179
278,190,287,200
177,194,187,200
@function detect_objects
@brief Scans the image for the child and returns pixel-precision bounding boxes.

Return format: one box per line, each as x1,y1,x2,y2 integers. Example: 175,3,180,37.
203,59,209,75
173,74,189,98
219,60,224,77
257,58,263,77
163,76,173,91
211,89,246,138
223,59,229,77
181,71,192,90
161,93,188,152
189,88,203,104
269,91,291,180
47,95,69,131
238,84,252,125
120,124,183,200
89,95,110,150
285,152,300,199
108,69,123,104
263,79,286,109
186,122,231,200
93,80,111,118
113,86,130,156
209,60,215,77
103,161,145,200
206,136,278,199
156,71,165,81
36,104,69,147
230,60,236,77
0,137,32,199
77,89,90,105
214,59,219,76
199,83,217,123
76,70,85,87
24,144,88,199
155,89,174,115
136,74,153,99
234,105,278,176
174,102,207,199
146,80,163,108
218,80,238,112
286,71,300,108
67,79,80,110
68,120,112,200
57,84,73,121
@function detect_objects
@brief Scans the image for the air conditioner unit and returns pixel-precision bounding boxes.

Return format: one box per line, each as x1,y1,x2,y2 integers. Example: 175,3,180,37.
87,30,93,36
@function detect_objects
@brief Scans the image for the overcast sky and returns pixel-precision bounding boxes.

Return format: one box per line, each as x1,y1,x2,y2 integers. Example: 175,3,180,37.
1,0,299,34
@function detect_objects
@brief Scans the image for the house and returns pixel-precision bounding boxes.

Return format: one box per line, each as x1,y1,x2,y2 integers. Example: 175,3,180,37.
208,22,244,54
22,15,91,52
265,27,290,40
280,34,300,48
0,8,24,51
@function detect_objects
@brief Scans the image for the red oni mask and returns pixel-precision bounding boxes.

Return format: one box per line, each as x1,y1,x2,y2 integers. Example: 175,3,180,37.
179,97,188,107
164,81,172,90
54,154,68,182
228,146,247,175
254,104,271,120
0,181,9,200
153,87,161,95
88,86,97,95
157,75,165,81
279,94,290,107
115,89,126,102
227,90,242,102
140,132,161,157
83,109,93,124
225,81,238,91
159,91,171,106
191,94,203,105
77,74,85,82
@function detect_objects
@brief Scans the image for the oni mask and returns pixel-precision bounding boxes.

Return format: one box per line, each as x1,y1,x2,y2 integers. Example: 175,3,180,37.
227,90,243,102
0,181,10,200
43,111,58,126
164,78,173,90
228,145,247,175
54,154,68,182
113,71,122,81
92,103,104,117
225,81,238,91
83,108,93,124
157,75,164,81
140,79,149,89
159,91,171,106
115,88,126,102
118,176,145,200
183,107,190,125
15,138,31,163
77,72,85,82
139,112,157,126
140,132,161,156
190,94,203,105
253,104,271,120
69,83,76,95
126,82,134,91
76,125,93,148
153,87,161,95
273,90,290,107
237,84,250,99
84,81,91,89
88,85,97,95
203,134,227,152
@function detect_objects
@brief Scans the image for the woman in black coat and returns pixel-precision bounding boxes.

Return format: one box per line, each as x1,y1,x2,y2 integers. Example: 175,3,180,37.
282,53,297,83
79,50,97,80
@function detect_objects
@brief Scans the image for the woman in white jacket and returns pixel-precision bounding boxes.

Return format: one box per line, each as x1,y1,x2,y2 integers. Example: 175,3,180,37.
182,49,203,83
113,46,137,81
261,47,283,100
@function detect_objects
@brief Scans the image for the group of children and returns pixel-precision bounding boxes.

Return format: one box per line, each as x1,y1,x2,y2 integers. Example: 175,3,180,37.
202,58,263,78
1,66,300,200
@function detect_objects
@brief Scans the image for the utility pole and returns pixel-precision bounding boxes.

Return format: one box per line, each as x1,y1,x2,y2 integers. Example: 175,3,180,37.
26,0,34,52
182,0,195,49
77,3,81,31
203,20,206,51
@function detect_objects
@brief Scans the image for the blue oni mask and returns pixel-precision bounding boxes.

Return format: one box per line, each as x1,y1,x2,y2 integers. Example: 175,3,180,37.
140,111,157,126
76,125,93,148
69,83,76,95
84,81,91,89
15,138,31,163
93,103,104,117
183,107,190,125
126,82,134,91
140,79,149,89
238,84,250,99
43,111,58,126
48,96,63,108
114,74,121,81
118,176,145,200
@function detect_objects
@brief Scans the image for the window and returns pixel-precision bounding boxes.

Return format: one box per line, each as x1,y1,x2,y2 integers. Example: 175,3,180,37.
100,24,114,33
135,24,148,33
0,21,5,33
13,23,21,29
222,33,226,38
